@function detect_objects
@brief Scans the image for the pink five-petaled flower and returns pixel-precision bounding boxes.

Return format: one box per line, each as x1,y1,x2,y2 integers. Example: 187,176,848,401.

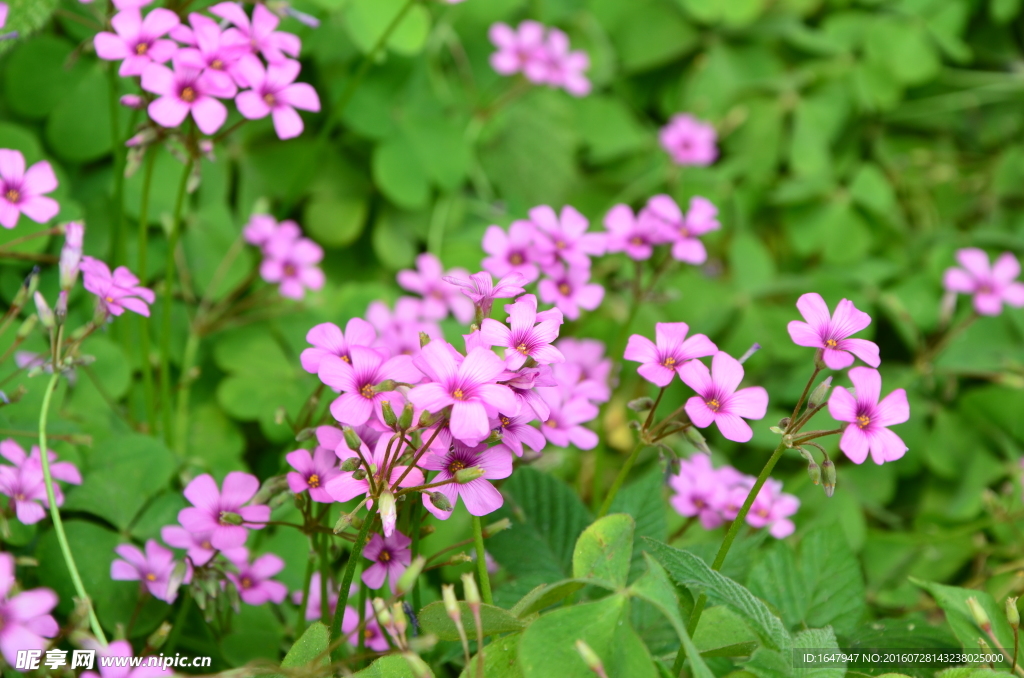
0,149,59,229
0,4,7,30
828,366,909,465
479,294,564,370
318,346,420,426
659,114,718,166
242,213,288,247
421,442,513,519
493,413,546,457
226,550,288,605
787,293,880,370
537,389,599,450
300,318,378,375
556,338,613,404
398,253,475,324
943,248,1024,316
530,205,606,270
80,256,155,318
488,21,547,81
668,454,727,530
442,271,526,320
177,472,270,550
260,228,324,299
624,322,717,388
603,204,665,261
639,195,719,264
679,352,768,443
408,341,518,446
0,440,81,524
482,221,545,284
94,7,179,77
537,264,604,321
285,446,339,503
111,540,188,603
325,435,424,508
745,478,800,539
235,55,321,140
362,531,411,593
209,2,301,64
174,13,249,97
536,28,591,96
81,640,173,678
160,525,246,567
141,53,228,135
0,553,58,667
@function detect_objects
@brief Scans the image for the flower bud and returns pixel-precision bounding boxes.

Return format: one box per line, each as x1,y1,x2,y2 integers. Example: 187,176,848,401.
683,426,711,455
807,459,821,486
484,429,503,446
627,397,655,412
374,379,398,393
372,597,392,627
10,267,39,311
396,556,426,597
378,489,397,537
340,457,361,472
381,400,398,428
808,377,833,409
283,5,320,28
967,597,992,632
455,467,485,484
166,561,189,602
146,622,171,650
218,511,243,525
461,573,481,609
429,492,452,511
34,292,54,330
16,315,37,340
821,459,836,497
252,475,289,505
442,584,460,621
120,94,145,109
1007,597,1019,630
295,427,316,442
391,602,408,636
738,343,761,364
418,410,440,428
419,332,431,348
575,639,607,677
483,518,511,537
334,511,354,534
777,417,791,430
59,222,84,291
351,469,367,480
343,427,362,451
398,402,414,430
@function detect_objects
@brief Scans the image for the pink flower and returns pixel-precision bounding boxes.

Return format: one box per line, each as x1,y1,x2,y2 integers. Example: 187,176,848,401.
209,2,301,63
443,271,526,319
234,55,321,140
398,254,475,324
488,21,547,80
59,222,84,290
669,455,727,529
492,413,546,457
343,601,388,651
286,446,339,503
362,531,411,593
787,293,880,370
603,204,665,260
537,264,604,320
943,248,1024,316
318,346,420,427
325,435,424,503
81,256,155,317
421,442,513,518
408,341,518,446
300,319,378,375
226,550,288,605
141,53,228,135
260,229,324,300
120,94,146,109
0,4,7,30
0,553,58,666
160,526,245,567
0,440,81,524
177,472,271,550
679,352,768,443
505,365,557,421
366,297,442,357
537,389,598,450
535,29,591,97
0,149,59,229
291,572,337,621
639,195,719,264
111,540,189,602
745,479,799,539
624,322,717,387
555,338,613,404
243,214,286,247
530,205,606,270
660,114,718,166
479,294,564,370
81,640,173,678
94,8,179,77
173,13,249,96
482,221,546,284
828,367,909,465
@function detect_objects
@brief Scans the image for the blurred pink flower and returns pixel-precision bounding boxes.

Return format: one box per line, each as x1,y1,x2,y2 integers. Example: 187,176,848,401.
943,248,1024,316
177,472,270,550
679,352,768,443
537,264,604,320
343,601,388,651
398,253,475,324
492,413,546,457
669,454,727,529
260,229,324,300
81,256,155,317
94,8,179,77
160,526,245,567
0,440,79,524
81,639,173,678
0,149,59,229
553,338,613,404
537,389,598,450
443,271,526,319
226,550,288,605
639,195,720,264
536,28,591,97
174,13,249,96
235,55,320,140
604,204,665,260
300,319,378,374
828,367,909,465
209,2,301,63
488,21,548,81
660,114,718,166
111,540,189,602
530,205,606,271
362,531,411,593
745,479,799,538
0,553,58,666
141,53,228,134
787,293,880,370
326,436,424,503
625,322,717,387
482,221,546,284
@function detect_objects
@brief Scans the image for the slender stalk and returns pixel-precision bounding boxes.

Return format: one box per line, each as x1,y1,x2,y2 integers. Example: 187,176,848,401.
107,63,127,267
173,330,200,456
410,503,422,612
597,440,646,518
296,543,316,636
330,516,373,661
787,367,821,430
472,516,493,605
0,226,63,253
319,531,331,626
164,590,192,653
136,152,158,432
159,158,194,446
37,374,108,644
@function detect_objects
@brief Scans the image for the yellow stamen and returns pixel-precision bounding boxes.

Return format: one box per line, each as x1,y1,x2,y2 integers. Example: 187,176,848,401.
360,384,375,399
308,474,320,488
856,414,870,429
705,398,720,412
180,86,196,103
452,388,465,400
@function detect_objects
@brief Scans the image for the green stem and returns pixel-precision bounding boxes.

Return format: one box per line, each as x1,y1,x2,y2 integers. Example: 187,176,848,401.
296,543,315,636
786,366,820,431
597,440,646,518
38,374,108,644
137,152,158,433
472,515,493,605
410,502,422,612
319,531,331,626
164,589,192,653
173,330,200,457
159,158,194,447
331,516,373,662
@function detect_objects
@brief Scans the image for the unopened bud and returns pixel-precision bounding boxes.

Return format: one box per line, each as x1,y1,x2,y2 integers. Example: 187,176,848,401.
340,457,361,472
146,621,171,650
575,639,607,677
398,402,414,430
821,459,836,497
738,343,761,364
218,511,243,525
485,429,503,446
391,602,408,636
166,561,189,602
374,379,398,393
808,377,833,409
807,460,821,485
381,400,398,427
417,411,440,428
34,292,54,330
778,417,791,430
627,397,654,412
683,426,711,455
351,469,367,480
378,489,397,537
1007,597,1020,630
295,427,316,442
11,267,39,310
396,556,426,597
334,511,354,534
442,584,459,620
483,518,511,537
455,467,485,484
16,315,37,340
252,475,288,505
967,597,992,632
419,332,431,348
342,427,362,451
461,573,481,608
428,492,452,511
274,407,286,425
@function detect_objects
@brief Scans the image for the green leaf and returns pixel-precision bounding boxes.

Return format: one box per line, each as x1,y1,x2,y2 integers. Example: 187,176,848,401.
612,3,699,72
400,114,471,192
991,0,1021,24
460,632,524,678
3,36,86,119
691,606,757,657
45,66,113,163
865,17,940,86
606,466,668,582
509,580,587,618
221,604,284,665
280,622,329,673
372,139,430,209
182,203,255,302
730,233,776,294
0,0,60,54
792,627,845,678
353,654,435,677
303,195,369,248
417,601,526,641
345,0,431,55
572,514,635,589
798,526,867,635
747,543,806,630
910,578,1016,667
848,163,896,215
575,96,651,163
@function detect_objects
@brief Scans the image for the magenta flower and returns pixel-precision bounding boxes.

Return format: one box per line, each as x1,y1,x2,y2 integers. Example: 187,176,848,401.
556,338,613,403
530,205,606,270
603,204,666,260
492,413,546,457
366,297,442,357
625,322,717,388
260,229,324,299
0,553,58,666
943,248,1024,316
443,271,526,320
679,352,768,443
291,572,337,621
535,29,591,97
398,253,475,324
0,440,80,524
235,55,321,140
160,526,245,567
669,455,727,530
111,540,188,602
59,222,84,290
828,367,909,465
226,550,288,605
482,221,546,284
479,294,564,370
141,53,228,135
319,346,420,427
660,114,718,166
81,256,155,318
537,389,599,450
504,365,557,421
362,531,411,593
745,479,799,539
286,446,339,503
421,442,513,519
488,21,547,81
325,436,424,505
177,472,271,550
343,601,388,652
0,4,7,30
209,2,301,64
408,342,518,446
639,195,719,264
94,7,179,77
300,319,378,375
81,640,173,678
242,214,288,247
0,150,59,229
174,13,249,96
787,293,880,370
537,264,604,320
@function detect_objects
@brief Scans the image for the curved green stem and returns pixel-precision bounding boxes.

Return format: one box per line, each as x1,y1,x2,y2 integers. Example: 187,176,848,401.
597,440,647,518
472,515,493,605
330,515,373,662
38,373,108,644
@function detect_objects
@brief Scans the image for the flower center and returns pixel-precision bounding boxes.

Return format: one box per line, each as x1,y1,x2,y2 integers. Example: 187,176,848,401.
825,339,838,348
360,384,375,399
14,493,24,501
516,342,529,355
756,508,770,518
379,550,391,563
4,188,19,203
555,240,567,250
662,356,676,367
211,59,224,70
693,498,705,509
201,540,212,550
558,283,571,296
630,236,644,245
979,283,993,294
135,41,149,55
364,628,375,640
856,414,870,429
240,576,252,589
308,473,320,488
545,419,557,428
705,398,721,412
105,296,115,303
283,263,297,277
500,416,511,427
448,460,466,474
263,93,276,106
509,252,524,265
679,227,690,238
180,86,197,103
146,573,157,581
340,354,351,363
452,388,466,400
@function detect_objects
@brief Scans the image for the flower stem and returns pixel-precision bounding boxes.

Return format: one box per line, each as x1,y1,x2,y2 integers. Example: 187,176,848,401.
136,152,158,433
296,542,315,636
597,440,647,518
159,158,194,447
472,515,493,605
330,515,373,662
173,329,199,456
107,63,127,267
787,366,820,431
38,373,108,644
319,531,331,625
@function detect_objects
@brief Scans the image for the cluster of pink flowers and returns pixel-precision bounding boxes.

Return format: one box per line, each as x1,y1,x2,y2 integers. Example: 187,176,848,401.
243,214,324,300
659,114,718,166
669,454,799,538
488,21,591,96
96,1,319,139
605,194,720,264
0,440,81,525
943,248,1024,316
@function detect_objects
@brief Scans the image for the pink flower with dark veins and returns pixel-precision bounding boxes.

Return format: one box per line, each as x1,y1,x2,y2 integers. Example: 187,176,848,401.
537,264,604,320
678,352,768,443
482,221,548,284
828,367,909,465
492,413,546,457
660,114,718,166
318,347,421,427
537,388,598,450
173,13,249,97
286,446,339,503
235,55,321,140
243,214,286,247
94,7,179,77
141,52,228,134
604,204,666,261
479,294,564,370
362,531,411,593
421,442,513,519
745,479,800,539
639,195,720,264
624,322,717,388
226,549,288,605
669,454,727,530
943,248,1024,316
0,149,59,229
177,472,270,550
398,253,475,324
81,256,155,318
786,293,880,370
300,319,378,375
